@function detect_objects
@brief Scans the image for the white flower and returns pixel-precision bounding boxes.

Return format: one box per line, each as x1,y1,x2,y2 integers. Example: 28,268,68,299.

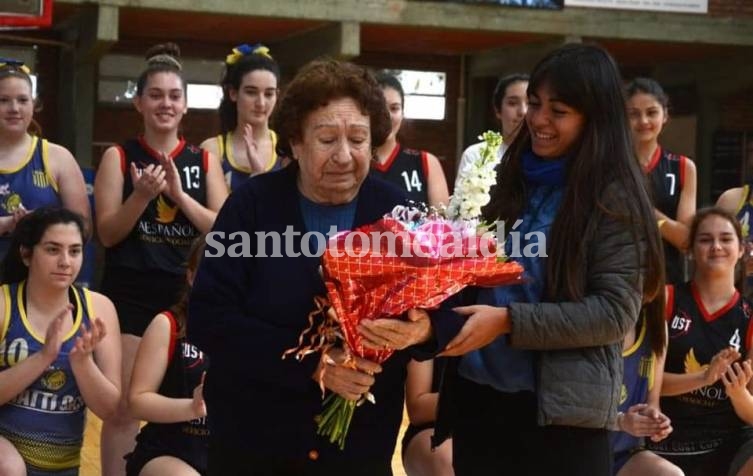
447,130,503,221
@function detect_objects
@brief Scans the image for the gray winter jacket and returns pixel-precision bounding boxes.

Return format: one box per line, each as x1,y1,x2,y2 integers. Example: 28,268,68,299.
509,186,645,430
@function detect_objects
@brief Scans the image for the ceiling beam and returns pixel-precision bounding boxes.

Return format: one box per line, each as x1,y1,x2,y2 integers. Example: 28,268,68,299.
468,37,572,77
272,21,359,72
54,0,753,47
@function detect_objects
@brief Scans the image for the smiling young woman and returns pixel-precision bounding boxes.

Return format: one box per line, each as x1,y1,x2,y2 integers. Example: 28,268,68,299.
433,44,664,476
94,42,227,475
0,60,90,260
649,208,753,476
626,78,697,285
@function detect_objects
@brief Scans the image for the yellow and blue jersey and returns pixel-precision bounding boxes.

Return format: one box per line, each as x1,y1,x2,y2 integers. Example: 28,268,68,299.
216,131,281,191
0,136,61,257
0,282,93,476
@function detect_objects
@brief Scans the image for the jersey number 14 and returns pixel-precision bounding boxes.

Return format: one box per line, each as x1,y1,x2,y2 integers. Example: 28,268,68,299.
401,170,423,193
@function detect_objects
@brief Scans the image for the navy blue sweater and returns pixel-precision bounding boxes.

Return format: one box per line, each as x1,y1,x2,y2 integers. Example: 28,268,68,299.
188,166,462,473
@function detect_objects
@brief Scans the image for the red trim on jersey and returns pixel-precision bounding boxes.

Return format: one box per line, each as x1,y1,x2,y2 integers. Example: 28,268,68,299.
137,136,186,161
643,146,662,174
164,311,178,366
746,315,753,351
691,281,740,323
116,145,127,175
679,155,687,188
372,143,401,173
420,150,429,179
202,149,209,173
665,285,675,321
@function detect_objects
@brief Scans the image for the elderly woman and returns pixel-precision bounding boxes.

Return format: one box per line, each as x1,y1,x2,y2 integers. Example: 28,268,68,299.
188,60,446,476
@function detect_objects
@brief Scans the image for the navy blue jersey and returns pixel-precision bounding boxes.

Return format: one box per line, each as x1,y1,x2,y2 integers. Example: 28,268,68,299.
645,147,689,285
650,282,753,456
130,311,209,473
371,143,429,205
104,137,208,275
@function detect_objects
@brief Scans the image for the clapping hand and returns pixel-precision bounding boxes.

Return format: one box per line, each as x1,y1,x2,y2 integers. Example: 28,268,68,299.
156,152,185,204
705,347,741,386
130,162,166,200
69,318,107,361
41,304,73,363
243,123,267,175
721,360,753,400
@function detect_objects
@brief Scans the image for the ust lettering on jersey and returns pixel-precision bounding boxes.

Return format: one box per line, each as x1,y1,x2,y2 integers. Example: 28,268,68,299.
669,310,693,337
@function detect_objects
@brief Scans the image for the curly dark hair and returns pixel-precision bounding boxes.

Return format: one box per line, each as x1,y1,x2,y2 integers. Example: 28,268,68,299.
272,59,391,159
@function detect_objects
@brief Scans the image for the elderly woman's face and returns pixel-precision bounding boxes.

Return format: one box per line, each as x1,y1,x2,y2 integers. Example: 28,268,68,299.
292,97,371,205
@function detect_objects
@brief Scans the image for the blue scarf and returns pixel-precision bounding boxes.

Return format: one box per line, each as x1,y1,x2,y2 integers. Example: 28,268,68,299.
521,148,568,186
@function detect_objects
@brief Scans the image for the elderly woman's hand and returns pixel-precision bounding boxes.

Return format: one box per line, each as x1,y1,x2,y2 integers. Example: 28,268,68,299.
315,348,382,401
358,309,431,351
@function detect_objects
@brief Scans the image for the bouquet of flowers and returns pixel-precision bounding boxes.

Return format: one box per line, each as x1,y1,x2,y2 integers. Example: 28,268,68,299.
284,131,517,449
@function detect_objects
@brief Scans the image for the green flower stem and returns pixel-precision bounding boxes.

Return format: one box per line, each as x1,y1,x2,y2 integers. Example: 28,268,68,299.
316,394,359,450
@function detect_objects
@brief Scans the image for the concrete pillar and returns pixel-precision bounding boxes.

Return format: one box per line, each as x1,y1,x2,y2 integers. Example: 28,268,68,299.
57,4,117,167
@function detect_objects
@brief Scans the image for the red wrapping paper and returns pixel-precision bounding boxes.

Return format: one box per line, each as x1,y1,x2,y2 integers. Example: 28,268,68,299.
322,216,525,362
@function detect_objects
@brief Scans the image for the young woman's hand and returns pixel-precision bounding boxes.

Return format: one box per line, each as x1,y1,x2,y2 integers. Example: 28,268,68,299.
722,360,753,400
439,305,510,357
192,371,207,418
69,318,107,362
130,162,166,201
243,123,267,175
618,403,672,441
157,153,185,204
41,305,72,363
705,347,741,386
0,207,29,236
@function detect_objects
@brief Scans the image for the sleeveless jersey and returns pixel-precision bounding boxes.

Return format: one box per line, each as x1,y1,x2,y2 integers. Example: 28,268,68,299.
216,130,281,191
610,315,655,455
371,143,429,205
0,136,61,258
651,282,753,456
133,311,210,469
645,147,688,285
104,137,208,275
0,282,93,475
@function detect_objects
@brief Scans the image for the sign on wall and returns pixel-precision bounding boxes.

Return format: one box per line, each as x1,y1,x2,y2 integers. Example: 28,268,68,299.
564,0,707,14
413,0,563,10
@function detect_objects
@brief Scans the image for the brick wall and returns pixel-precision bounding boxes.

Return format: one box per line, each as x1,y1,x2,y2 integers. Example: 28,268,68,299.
709,0,753,17
719,87,753,130
357,52,461,187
